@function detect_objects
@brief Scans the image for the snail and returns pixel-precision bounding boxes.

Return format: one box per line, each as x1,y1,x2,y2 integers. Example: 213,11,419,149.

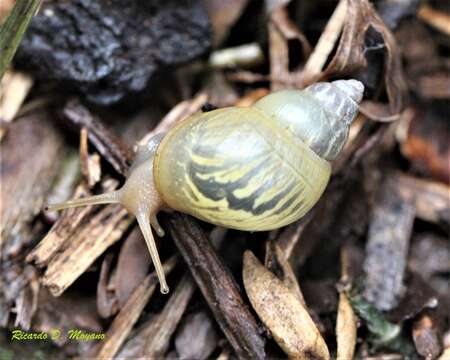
47,79,364,294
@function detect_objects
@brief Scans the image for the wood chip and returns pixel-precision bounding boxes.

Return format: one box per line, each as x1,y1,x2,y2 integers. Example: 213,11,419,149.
41,204,133,296
43,151,80,223
243,250,330,360
175,311,219,360
92,257,177,359
1,111,64,259
0,70,33,123
235,88,270,107
418,4,450,36
268,7,290,91
363,176,415,310
80,127,101,188
142,274,197,357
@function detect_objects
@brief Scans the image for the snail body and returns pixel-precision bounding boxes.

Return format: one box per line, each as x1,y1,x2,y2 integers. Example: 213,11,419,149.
47,79,364,293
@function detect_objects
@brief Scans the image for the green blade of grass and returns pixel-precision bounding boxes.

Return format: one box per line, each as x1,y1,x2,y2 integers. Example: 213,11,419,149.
0,0,41,79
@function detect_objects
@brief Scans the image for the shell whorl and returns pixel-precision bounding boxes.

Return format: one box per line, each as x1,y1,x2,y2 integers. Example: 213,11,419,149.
305,79,364,127
153,107,331,231
254,79,364,160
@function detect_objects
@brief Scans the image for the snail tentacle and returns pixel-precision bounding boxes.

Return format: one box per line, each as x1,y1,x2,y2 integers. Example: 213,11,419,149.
45,190,121,211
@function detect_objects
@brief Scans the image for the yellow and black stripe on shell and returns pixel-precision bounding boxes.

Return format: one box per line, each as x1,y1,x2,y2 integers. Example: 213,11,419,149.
153,107,331,231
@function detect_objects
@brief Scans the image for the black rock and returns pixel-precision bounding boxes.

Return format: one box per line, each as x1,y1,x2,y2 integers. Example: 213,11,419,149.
15,0,211,105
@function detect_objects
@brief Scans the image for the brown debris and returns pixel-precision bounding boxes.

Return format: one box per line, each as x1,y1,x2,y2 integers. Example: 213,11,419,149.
268,5,310,90
203,0,250,46
398,105,450,183
43,151,80,223
336,247,358,360
409,233,450,295
274,211,315,259
393,173,450,226
91,257,177,359
175,311,219,360
79,128,101,188
96,253,118,318
363,176,415,310
302,0,347,82
63,99,133,176
1,111,64,259
412,312,442,360
137,92,208,147
12,265,39,330
243,250,330,360
142,274,196,357
32,289,102,349
387,271,443,326
305,0,407,120
115,227,151,309
168,214,266,360
116,272,195,358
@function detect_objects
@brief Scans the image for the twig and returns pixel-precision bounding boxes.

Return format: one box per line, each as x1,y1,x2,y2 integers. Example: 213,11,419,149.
142,273,196,357
63,99,133,176
168,213,266,360
302,0,347,82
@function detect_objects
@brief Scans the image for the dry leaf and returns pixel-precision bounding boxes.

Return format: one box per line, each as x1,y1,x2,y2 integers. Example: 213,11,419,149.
304,0,407,120
115,227,151,308
265,241,306,306
336,292,357,360
96,252,118,318
243,250,330,360
267,5,311,90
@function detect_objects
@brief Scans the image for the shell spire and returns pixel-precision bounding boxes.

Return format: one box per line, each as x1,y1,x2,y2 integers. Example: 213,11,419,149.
303,79,364,159
305,79,364,127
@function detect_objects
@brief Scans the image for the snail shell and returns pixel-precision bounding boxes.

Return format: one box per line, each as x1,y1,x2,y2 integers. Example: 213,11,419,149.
47,79,364,293
153,79,363,231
